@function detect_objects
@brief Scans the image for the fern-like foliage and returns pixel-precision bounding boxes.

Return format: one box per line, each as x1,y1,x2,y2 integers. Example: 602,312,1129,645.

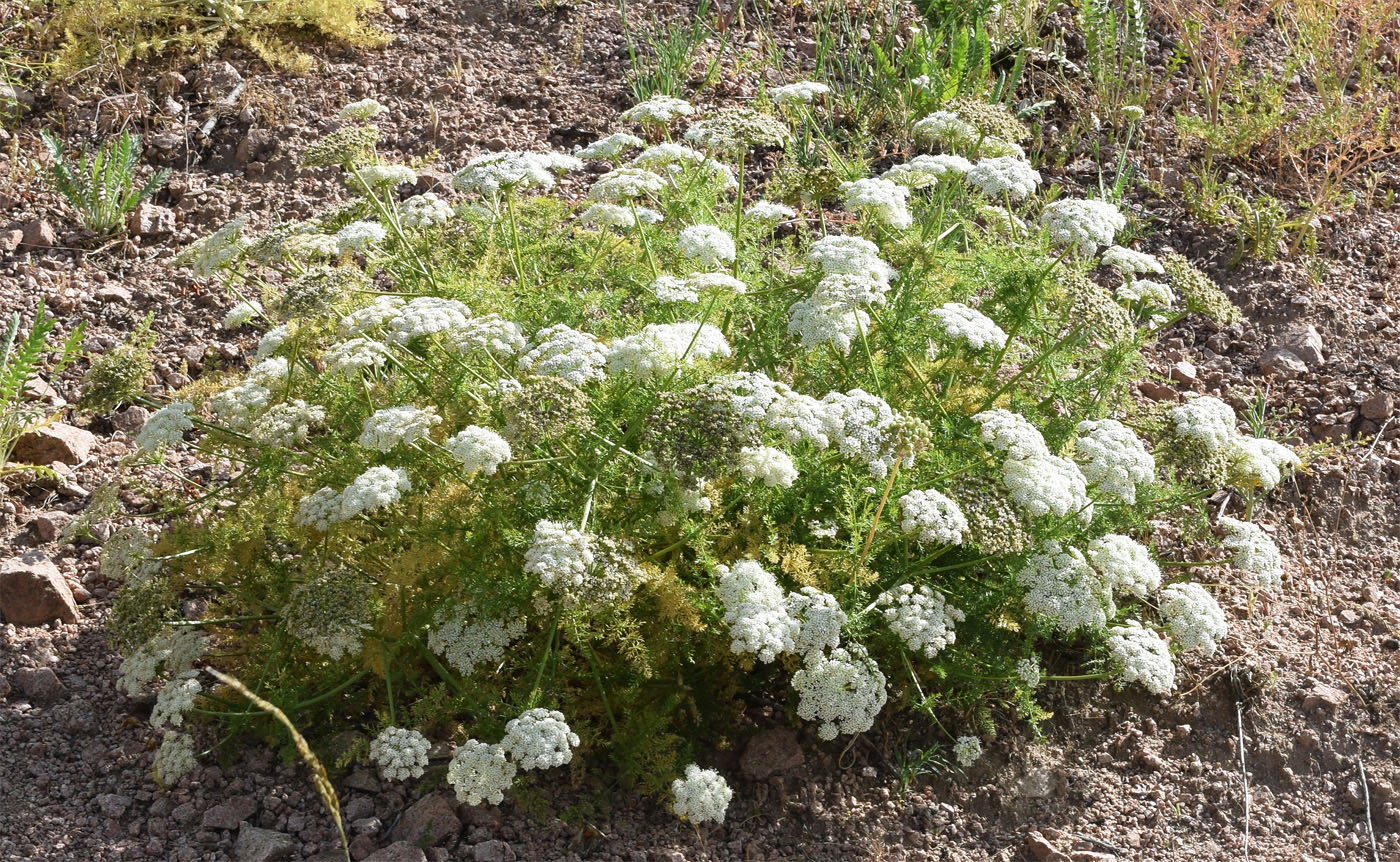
1,303,85,478
41,129,170,235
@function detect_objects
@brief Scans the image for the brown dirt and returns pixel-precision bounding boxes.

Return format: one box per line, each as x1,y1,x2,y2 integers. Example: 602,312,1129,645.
2,1,1399,860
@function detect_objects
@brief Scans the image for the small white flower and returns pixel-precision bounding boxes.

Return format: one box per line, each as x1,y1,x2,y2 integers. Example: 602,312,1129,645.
1218,517,1284,591
1228,436,1300,492
339,98,387,120
369,727,431,781
770,81,830,105
135,401,194,452
897,489,968,546
335,220,388,253
587,167,666,202
153,731,197,785
953,736,983,768
358,405,442,451
1170,395,1238,453
428,607,526,675
151,673,201,728
222,300,262,330
965,156,1041,199
1101,244,1164,275
1106,620,1175,694
737,445,798,488
323,338,391,377
746,200,796,224
929,302,1007,351
448,740,517,805
1086,534,1161,598
501,708,580,770
517,324,607,385
792,644,887,740
882,154,974,188
578,132,646,160
839,178,912,229
619,95,695,125
1160,582,1228,655
353,164,417,190
605,322,731,379
399,193,455,229
677,224,736,267
1015,657,1042,688
672,764,733,824
1017,540,1114,633
444,426,512,476
877,583,965,659
1042,198,1126,250
1073,419,1156,504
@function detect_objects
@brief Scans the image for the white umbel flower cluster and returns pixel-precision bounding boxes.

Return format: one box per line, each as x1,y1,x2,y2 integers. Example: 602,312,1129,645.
293,465,412,530
370,727,431,781
399,193,455,229
786,587,847,657
1229,436,1301,492
153,731,198,785
517,324,607,385
737,445,798,488
786,295,869,354
1160,582,1228,655
453,151,581,197
428,607,526,675
354,164,417,190
929,302,1007,352
579,203,663,229
151,674,201,728
222,299,262,329
324,338,392,377
1169,395,1238,451
912,111,980,153
447,740,517,805
523,520,594,593
450,314,526,358
605,322,731,379
1016,540,1113,632
1073,419,1156,504
386,297,472,345
792,645,888,740
1015,658,1042,688
578,132,646,160
620,94,695,125
877,583,965,659
209,381,272,433
1041,198,1125,250
953,735,983,767
588,167,667,202
882,154,974,188
282,568,374,660
839,178,912,229
340,295,405,337
135,401,195,452
339,98,387,120
975,409,1093,521
677,224,736,267
444,426,512,476
118,628,208,696
671,764,734,824
631,142,706,171
771,81,830,105
501,708,580,770
358,405,442,451
254,399,326,448
966,156,1042,199
1117,278,1175,308
1219,517,1284,590
1086,534,1161,598
716,561,799,662
897,489,968,546
746,200,797,224
824,389,906,480
1106,620,1175,694
1101,244,1164,275
807,235,896,284
336,220,388,253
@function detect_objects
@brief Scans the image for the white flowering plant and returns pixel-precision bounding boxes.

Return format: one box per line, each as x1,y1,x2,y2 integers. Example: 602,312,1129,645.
110,89,1299,812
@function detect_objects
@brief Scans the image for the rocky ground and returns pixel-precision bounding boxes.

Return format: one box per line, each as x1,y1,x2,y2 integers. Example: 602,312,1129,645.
3,0,1400,860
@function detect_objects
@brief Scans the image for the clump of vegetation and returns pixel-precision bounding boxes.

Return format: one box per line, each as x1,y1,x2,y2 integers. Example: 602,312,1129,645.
40,129,169,236
111,80,1297,823
45,0,389,76
1,304,84,482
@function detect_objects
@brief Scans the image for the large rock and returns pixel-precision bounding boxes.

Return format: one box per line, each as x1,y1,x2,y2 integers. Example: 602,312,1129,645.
1279,324,1325,367
233,825,295,862
32,511,74,542
364,842,429,862
202,795,259,830
0,551,79,624
1258,346,1308,379
472,840,516,862
1360,392,1394,422
389,793,461,847
12,422,97,465
126,202,176,237
739,727,805,780
13,667,68,705
20,219,56,249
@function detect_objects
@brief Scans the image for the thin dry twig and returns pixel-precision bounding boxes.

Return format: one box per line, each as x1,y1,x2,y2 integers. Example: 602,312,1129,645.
1236,701,1251,862
1358,754,1380,862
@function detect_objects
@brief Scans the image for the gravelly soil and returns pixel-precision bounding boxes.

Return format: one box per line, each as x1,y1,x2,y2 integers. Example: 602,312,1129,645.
2,0,1399,860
